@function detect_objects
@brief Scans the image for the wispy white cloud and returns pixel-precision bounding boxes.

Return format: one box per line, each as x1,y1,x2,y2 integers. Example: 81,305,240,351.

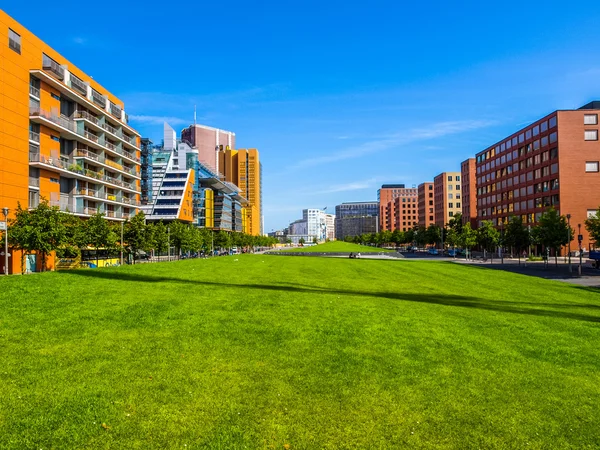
293,119,496,169
128,115,191,126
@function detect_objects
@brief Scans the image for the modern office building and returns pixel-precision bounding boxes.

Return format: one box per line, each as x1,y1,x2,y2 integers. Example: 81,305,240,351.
475,102,600,248
218,147,262,235
335,201,378,240
392,191,418,231
181,123,235,174
142,123,245,231
1,11,141,273
417,182,435,229
461,158,477,227
378,184,416,231
433,172,462,228
325,213,336,240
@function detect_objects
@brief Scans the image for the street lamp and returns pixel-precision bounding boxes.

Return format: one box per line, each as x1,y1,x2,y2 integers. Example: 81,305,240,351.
567,214,571,272
2,207,8,275
500,219,504,264
167,226,170,261
578,223,583,277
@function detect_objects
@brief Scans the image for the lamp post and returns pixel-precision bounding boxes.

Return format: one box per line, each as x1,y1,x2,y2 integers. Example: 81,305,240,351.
2,207,8,275
500,219,504,264
167,226,170,261
578,223,583,277
120,221,124,266
567,214,571,272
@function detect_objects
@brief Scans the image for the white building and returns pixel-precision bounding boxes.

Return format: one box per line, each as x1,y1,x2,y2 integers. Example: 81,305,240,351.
325,214,336,241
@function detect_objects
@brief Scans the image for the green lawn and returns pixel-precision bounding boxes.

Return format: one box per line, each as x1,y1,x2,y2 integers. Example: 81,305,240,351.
284,241,392,253
1,256,599,449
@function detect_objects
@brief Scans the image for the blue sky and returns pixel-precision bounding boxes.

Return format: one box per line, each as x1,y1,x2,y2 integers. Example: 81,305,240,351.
5,2,600,231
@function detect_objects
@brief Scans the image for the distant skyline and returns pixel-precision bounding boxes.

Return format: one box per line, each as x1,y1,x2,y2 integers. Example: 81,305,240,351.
4,2,600,231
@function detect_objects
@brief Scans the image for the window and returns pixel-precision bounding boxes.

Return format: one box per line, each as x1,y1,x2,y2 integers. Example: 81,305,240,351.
584,114,598,125
456,175,461,181
549,132,557,144
8,29,21,54
588,210,598,218
448,203,454,208
585,130,598,141
456,185,460,190
456,202,461,208
448,194,453,199
586,161,599,172
448,185,453,190
447,176,453,181
456,194,461,199
549,116,557,128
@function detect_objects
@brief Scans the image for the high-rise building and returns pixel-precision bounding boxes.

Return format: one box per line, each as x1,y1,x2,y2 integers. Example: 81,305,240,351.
392,191,418,231
433,172,462,228
377,184,416,231
1,11,141,273
142,123,244,231
218,147,262,235
180,124,235,174
418,182,435,229
335,201,378,240
461,158,477,227
475,102,600,249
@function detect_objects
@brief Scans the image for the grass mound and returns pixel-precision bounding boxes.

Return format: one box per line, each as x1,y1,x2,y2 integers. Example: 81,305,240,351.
1,255,599,448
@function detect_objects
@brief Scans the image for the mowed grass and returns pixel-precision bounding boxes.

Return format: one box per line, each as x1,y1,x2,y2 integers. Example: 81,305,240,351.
1,256,599,449
284,241,392,253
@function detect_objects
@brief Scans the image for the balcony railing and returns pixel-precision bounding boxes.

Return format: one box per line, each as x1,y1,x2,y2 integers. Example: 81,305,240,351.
29,130,40,142
91,89,106,108
77,188,98,197
29,152,69,170
75,148,99,161
42,54,64,80
101,122,120,136
84,130,99,142
29,85,40,98
30,107,78,134
70,74,88,96
74,110,99,125
105,159,124,171
110,102,122,118
29,177,40,187
105,141,117,151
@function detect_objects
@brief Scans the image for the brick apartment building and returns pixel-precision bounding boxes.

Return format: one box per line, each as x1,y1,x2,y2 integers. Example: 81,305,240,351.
461,158,477,227
392,190,418,231
378,184,415,231
475,101,600,250
434,172,462,228
418,182,435,229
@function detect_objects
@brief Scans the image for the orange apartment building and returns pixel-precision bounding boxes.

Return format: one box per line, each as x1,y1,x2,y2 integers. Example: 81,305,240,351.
218,147,262,235
461,158,477,227
0,11,141,273
433,172,462,228
378,184,416,231
392,190,418,231
475,102,600,250
417,182,435,229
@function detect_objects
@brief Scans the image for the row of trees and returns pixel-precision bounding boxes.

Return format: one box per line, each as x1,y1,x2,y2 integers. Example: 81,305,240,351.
346,208,600,265
4,200,278,273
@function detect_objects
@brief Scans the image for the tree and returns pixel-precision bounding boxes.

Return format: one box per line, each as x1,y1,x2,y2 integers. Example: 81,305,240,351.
585,207,600,248
534,207,573,266
503,216,530,265
425,224,441,247
446,214,463,252
85,212,117,267
458,222,477,259
477,220,500,263
299,237,305,246
60,213,87,258
414,226,427,248
123,212,149,264
312,236,318,244
7,200,68,272
391,229,404,247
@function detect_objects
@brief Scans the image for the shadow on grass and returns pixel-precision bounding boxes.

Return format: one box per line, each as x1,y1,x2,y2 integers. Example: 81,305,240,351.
66,269,600,323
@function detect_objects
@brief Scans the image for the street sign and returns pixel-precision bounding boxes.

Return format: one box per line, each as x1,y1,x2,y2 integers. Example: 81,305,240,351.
0,221,6,231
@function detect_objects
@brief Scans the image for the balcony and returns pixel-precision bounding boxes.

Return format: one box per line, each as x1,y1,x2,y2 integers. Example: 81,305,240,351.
84,130,99,143
29,177,40,188
101,121,120,136
91,89,106,108
29,85,40,98
29,130,40,142
42,54,64,80
76,188,98,197
74,110,99,125
110,102,122,118
70,74,88,96
29,152,70,170
74,148,100,161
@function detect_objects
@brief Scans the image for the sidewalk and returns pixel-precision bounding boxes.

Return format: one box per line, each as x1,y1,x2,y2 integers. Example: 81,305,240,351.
452,257,600,288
